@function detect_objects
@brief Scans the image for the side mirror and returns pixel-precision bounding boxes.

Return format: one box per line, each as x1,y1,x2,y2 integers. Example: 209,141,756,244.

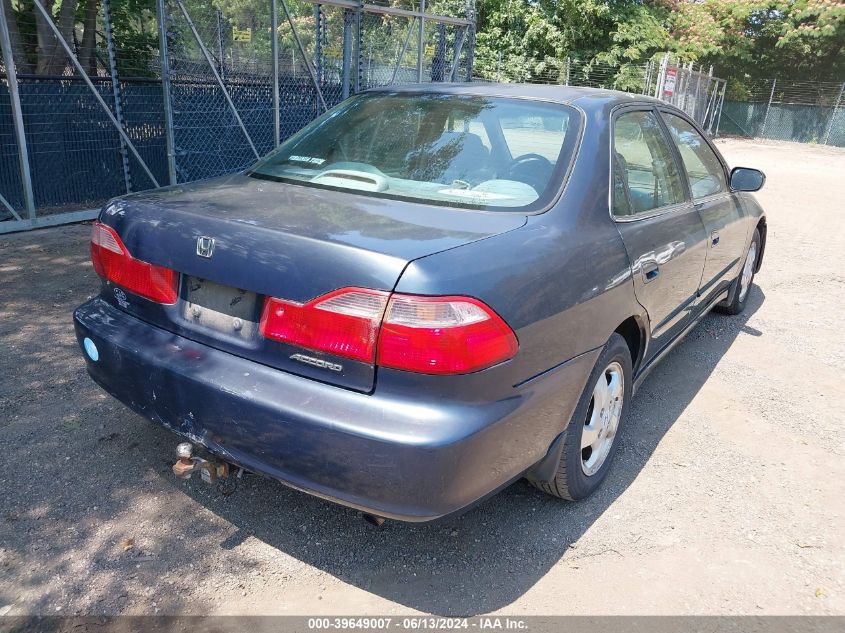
730,167,765,192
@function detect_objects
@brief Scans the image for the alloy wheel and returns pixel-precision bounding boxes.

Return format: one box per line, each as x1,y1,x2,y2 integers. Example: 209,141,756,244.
739,241,758,303
581,361,624,476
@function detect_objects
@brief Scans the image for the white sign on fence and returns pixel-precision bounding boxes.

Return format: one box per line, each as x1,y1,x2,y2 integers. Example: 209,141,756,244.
663,66,678,98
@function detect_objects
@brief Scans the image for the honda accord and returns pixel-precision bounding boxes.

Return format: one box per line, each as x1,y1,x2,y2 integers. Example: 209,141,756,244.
73,84,767,521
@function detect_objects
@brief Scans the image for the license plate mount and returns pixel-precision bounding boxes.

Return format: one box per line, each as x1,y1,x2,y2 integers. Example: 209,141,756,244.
181,276,259,340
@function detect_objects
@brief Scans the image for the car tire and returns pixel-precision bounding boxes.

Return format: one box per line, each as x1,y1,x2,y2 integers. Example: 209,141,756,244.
532,333,633,501
716,228,761,316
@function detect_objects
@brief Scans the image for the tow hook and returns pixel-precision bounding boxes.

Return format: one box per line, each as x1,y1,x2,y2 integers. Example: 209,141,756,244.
172,442,243,494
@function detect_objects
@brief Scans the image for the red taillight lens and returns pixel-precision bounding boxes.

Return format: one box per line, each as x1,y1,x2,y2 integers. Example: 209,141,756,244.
260,288,518,374
377,295,518,374
260,288,390,362
90,221,178,304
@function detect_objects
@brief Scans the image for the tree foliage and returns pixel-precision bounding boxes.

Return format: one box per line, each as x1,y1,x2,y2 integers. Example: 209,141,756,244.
3,0,843,86
473,0,845,85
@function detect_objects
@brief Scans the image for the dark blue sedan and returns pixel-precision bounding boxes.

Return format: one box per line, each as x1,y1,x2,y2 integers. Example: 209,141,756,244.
73,84,767,522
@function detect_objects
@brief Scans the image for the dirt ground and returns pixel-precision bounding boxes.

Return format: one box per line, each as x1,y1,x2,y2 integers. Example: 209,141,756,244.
1,138,843,617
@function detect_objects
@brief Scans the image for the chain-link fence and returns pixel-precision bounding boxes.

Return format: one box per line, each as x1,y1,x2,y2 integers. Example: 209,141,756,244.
477,57,654,91
6,0,841,234
476,55,726,136
478,53,844,147
651,59,725,137
0,0,474,232
1,0,167,227
719,78,845,147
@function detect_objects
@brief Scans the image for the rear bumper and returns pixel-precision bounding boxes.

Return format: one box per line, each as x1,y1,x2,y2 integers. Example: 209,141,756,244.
73,298,597,521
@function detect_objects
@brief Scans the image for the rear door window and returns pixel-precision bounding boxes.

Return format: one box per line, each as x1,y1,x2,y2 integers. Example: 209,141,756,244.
613,110,686,216
660,112,727,199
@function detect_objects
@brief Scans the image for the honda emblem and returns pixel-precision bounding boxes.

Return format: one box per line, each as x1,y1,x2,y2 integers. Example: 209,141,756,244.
196,236,215,258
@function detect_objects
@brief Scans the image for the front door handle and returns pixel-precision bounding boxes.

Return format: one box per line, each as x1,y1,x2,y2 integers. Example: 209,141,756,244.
711,230,720,247
642,261,660,283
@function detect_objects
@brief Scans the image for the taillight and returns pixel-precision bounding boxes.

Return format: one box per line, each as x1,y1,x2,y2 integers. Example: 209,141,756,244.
90,221,178,304
377,295,518,374
260,288,518,374
260,288,390,362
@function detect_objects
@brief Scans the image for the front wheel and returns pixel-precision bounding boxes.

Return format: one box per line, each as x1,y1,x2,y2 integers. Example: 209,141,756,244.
716,228,761,315
532,333,633,501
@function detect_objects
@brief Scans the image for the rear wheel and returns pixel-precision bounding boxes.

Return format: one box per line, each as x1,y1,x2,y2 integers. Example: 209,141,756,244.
532,333,632,501
716,228,760,315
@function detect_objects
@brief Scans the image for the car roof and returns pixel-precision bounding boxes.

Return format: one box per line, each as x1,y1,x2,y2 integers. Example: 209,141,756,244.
365,83,665,111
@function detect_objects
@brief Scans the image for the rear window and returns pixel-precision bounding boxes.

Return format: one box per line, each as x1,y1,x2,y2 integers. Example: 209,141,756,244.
248,93,581,212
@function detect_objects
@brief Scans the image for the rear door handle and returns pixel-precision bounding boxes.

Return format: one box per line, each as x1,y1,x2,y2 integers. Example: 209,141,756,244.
642,261,660,283
711,230,720,247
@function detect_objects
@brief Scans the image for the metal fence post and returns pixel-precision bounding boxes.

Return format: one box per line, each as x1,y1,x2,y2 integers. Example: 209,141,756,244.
823,81,845,145
216,10,226,82
417,0,425,82
641,59,650,95
389,16,416,85
157,0,177,185
654,53,668,100
0,0,36,219
103,0,132,194
564,56,570,86
679,61,692,112
314,3,322,85
271,0,280,146
675,60,685,107
449,26,467,82
278,0,328,111
354,0,363,93
702,66,715,130
341,10,352,97
649,59,656,94
450,25,460,82
672,57,681,104
761,78,776,138
713,80,727,138
703,78,718,133
693,64,703,120
464,0,474,81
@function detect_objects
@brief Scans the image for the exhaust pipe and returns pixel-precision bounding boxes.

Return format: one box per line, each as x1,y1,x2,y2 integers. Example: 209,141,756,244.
362,513,386,527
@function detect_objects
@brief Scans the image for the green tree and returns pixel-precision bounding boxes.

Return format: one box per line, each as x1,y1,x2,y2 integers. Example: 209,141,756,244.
469,0,844,85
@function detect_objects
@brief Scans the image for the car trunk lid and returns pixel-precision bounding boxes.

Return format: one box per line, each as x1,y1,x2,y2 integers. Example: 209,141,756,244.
97,174,526,392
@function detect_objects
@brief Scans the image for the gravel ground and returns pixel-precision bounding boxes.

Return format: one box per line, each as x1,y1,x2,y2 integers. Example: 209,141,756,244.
1,138,843,617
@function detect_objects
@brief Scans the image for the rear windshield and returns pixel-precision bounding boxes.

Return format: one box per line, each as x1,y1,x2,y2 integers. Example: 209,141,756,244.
248,93,581,212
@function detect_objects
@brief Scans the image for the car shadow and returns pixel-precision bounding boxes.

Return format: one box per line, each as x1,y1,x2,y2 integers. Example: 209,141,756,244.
172,287,766,616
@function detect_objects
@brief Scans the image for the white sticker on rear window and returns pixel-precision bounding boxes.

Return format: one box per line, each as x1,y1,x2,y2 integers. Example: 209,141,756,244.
289,155,325,166
437,188,511,201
